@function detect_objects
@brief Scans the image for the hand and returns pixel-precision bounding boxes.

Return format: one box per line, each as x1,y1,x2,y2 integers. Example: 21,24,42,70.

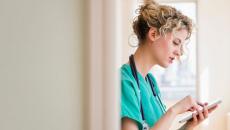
170,95,200,115
183,102,218,130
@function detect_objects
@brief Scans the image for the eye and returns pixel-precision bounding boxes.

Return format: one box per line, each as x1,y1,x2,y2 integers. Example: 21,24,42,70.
173,41,179,46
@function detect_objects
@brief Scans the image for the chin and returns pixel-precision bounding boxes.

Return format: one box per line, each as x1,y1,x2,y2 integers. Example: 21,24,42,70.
158,62,170,68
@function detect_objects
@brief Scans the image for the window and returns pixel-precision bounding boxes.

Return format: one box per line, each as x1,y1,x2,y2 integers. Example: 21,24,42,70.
151,2,197,100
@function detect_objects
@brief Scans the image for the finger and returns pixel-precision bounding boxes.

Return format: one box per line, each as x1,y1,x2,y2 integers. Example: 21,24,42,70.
198,109,204,121
203,106,209,118
197,101,205,107
208,105,218,113
188,107,195,112
192,103,200,110
192,112,198,123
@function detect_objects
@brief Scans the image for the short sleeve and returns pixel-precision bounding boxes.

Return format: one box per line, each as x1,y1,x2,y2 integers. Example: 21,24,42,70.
121,79,143,129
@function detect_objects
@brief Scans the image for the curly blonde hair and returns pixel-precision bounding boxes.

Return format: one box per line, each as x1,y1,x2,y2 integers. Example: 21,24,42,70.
133,0,193,44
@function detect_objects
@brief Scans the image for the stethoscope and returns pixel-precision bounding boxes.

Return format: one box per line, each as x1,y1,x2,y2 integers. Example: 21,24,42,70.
129,55,166,130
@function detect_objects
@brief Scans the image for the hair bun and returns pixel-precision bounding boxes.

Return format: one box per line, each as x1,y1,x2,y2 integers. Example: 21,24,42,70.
133,0,193,43
143,0,158,6
139,0,158,22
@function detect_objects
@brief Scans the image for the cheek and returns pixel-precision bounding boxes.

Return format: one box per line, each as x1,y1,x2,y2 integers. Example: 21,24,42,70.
150,36,174,63
157,40,171,57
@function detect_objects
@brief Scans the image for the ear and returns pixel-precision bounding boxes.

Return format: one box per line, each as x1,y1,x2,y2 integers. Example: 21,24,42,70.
147,27,160,42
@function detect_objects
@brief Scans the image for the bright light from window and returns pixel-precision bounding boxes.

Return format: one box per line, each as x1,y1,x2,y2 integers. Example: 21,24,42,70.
151,2,197,100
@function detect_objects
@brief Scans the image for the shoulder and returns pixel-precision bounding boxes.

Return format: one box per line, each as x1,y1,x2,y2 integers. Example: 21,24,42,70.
120,64,140,97
120,64,135,82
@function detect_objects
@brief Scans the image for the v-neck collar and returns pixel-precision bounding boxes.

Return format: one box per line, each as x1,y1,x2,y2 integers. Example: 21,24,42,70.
124,64,150,86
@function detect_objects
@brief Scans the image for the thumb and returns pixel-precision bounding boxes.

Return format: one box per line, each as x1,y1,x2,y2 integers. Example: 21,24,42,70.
192,102,200,110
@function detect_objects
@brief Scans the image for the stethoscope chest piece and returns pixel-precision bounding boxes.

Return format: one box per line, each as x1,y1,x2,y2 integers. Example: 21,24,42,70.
142,121,149,130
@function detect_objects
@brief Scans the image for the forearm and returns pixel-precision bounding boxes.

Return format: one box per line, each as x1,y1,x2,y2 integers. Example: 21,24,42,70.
150,108,177,130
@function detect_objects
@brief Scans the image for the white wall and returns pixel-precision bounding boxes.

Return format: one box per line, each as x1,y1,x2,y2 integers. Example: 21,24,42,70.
87,0,121,129
197,0,230,130
0,0,85,130
121,0,137,64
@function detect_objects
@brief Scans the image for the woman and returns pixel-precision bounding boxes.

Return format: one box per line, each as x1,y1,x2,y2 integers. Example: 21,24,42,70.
120,1,217,130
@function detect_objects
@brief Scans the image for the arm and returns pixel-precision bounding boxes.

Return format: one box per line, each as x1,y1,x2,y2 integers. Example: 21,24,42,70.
122,118,139,130
149,107,176,130
122,107,176,130
122,96,201,130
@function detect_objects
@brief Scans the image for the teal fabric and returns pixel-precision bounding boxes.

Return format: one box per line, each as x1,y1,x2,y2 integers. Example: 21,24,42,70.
121,64,166,129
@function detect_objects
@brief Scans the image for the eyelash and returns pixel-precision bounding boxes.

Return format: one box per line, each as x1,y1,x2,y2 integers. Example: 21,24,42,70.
173,41,179,46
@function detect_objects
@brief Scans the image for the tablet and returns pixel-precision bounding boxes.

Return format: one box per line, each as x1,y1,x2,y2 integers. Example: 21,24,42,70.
179,99,222,123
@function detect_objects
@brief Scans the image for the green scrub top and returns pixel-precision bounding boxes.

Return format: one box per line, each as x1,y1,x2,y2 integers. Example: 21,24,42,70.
121,64,166,129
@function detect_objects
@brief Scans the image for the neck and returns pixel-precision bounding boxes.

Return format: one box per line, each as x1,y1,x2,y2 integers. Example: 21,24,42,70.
133,44,156,78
